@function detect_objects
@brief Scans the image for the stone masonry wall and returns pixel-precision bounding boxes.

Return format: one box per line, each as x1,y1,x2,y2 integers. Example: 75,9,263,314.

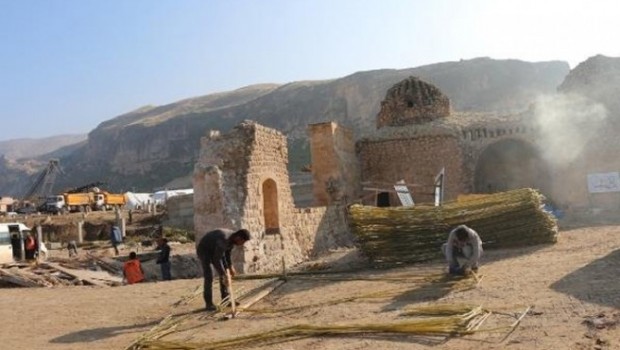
237,123,305,273
309,122,361,206
193,126,255,273
290,204,353,258
550,129,620,209
357,135,465,204
194,121,352,274
164,194,194,230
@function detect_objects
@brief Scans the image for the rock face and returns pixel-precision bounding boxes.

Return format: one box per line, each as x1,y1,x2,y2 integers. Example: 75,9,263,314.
376,76,450,128
558,55,620,121
0,58,569,196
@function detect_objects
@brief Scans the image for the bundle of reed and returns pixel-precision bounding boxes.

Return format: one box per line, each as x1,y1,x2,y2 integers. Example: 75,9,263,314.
401,304,484,317
126,314,194,350
349,188,558,267
137,306,488,350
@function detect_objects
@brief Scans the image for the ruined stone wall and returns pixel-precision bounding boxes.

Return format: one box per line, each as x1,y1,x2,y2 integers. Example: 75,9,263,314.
309,122,361,206
357,134,465,204
460,121,542,194
289,204,354,258
550,130,620,209
236,124,306,273
164,194,194,230
458,120,620,209
193,129,247,243
194,121,353,274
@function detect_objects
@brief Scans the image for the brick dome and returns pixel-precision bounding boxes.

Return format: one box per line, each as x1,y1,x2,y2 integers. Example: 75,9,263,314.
376,76,450,128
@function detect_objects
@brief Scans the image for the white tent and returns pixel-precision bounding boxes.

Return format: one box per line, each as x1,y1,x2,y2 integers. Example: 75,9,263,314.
152,189,194,205
124,192,153,210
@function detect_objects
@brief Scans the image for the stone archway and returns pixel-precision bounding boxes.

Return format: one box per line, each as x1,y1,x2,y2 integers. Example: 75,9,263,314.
262,178,280,234
474,139,551,195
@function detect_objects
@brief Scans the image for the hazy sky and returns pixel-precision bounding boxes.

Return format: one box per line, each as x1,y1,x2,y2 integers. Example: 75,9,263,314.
1,0,618,141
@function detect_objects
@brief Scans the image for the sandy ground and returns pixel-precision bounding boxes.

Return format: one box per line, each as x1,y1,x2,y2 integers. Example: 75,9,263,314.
2,224,620,350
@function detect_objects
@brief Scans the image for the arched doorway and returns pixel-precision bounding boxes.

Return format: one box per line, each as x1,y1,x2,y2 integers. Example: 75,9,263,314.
262,179,280,234
474,139,551,195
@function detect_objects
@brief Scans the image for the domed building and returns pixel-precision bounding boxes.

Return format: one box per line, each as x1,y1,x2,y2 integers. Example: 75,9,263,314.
310,76,552,206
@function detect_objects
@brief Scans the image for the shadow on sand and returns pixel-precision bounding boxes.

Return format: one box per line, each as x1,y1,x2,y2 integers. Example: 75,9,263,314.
550,248,620,308
49,319,160,344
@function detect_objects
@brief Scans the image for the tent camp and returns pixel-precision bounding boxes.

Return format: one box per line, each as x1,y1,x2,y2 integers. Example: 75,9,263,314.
124,192,153,210
152,189,194,206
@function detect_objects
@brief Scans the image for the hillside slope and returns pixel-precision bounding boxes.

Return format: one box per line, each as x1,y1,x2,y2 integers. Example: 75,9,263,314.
0,58,570,196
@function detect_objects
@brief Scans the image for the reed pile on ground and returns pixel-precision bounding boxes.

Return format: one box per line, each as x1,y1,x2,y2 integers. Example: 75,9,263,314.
134,306,489,349
348,188,558,267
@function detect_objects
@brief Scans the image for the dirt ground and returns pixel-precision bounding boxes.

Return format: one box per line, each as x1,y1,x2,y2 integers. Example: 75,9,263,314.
2,224,620,350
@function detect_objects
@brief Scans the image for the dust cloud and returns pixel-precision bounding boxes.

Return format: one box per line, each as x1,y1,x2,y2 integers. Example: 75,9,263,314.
533,93,607,165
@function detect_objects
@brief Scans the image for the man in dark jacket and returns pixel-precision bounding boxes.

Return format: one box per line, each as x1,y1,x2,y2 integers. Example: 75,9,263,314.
196,228,251,311
156,237,172,281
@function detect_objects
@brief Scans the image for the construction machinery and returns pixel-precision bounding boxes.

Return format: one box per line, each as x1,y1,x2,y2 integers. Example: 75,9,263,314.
16,159,62,212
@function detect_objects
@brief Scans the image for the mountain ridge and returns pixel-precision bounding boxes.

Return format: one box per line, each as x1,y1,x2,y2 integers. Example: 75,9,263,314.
0,57,572,196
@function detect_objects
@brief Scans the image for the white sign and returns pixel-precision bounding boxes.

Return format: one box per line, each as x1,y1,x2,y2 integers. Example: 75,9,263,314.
394,180,414,207
587,172,620,193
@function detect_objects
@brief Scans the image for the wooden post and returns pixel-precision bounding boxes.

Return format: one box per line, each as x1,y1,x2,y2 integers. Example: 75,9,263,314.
226,269,236,318
121,218,126,238
77,221,84,244
36,225,43,263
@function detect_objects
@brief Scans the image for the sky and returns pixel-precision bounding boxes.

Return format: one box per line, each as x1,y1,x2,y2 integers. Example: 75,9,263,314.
1,0,618,141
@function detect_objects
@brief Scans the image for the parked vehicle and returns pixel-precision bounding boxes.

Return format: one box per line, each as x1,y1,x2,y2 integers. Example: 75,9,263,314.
102,191,126,210
44,190,126,213
0,222,48,264
45,192,102,213
15,205,38,215
91,191,126,211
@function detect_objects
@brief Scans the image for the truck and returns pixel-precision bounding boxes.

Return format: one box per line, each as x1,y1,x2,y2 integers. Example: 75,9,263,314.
44,192,102,213
92,191,127,211
45,191,126,213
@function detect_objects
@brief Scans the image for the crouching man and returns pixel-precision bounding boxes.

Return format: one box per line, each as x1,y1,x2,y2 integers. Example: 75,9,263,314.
441,225,483,276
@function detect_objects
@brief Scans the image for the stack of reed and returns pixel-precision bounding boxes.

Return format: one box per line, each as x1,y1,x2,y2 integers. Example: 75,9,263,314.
348,188,558,267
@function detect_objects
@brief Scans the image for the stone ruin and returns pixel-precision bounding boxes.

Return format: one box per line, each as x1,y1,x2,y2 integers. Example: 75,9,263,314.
376,76,450,128
193,121,351,274
193,76,620,273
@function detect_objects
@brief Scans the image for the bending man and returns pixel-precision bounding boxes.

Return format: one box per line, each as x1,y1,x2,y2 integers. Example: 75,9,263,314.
196,228,251,311
441,224,482,275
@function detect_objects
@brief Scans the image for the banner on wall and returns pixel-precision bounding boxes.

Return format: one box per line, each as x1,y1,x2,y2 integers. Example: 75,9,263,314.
587,172,620,193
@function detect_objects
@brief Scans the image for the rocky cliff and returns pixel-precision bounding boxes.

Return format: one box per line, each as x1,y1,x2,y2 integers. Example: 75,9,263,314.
0,58,570,196
558,54,620,120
